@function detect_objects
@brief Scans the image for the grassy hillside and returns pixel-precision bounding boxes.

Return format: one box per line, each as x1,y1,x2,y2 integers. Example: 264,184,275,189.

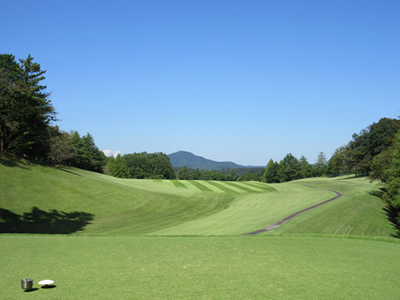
0,156,236,235
0,154,395,237
2,155,399,299
271,177,392,236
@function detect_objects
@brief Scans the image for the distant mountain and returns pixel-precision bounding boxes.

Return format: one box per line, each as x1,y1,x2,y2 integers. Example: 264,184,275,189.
168,151,246,170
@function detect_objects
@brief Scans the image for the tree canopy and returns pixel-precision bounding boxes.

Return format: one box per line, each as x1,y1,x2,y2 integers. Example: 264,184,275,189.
67,131,106,172
347,118,400,176
0,54,56,159
263,159,280,183
106,152,176,179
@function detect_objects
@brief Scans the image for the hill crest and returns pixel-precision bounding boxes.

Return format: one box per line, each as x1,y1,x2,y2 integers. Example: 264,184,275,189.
168,151,245,170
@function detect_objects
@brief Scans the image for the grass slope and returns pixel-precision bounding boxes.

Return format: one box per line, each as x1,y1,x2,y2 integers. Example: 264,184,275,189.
0,159,234,235
0,154,395,236
270,177,393,236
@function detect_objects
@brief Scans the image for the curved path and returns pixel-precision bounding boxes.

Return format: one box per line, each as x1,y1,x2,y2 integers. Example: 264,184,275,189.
242,185,343,235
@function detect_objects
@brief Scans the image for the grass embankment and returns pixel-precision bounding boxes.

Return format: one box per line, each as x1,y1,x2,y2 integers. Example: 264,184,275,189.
271,177,392,236
0,156,236,235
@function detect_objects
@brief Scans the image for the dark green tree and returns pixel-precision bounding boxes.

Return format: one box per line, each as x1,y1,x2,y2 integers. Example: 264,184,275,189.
149,152,176,179
239,170,262,181
0,54,56,159
343,146,360,176
227,169,238,181
327,146,346,176
200,170,224,181
124,153,147,178
105,155,116,175
177,166,190,180
48,127,76,165
299,156,312,178
122,152,175,179
68,131,106,172
112,154,130,178
384,131,400,236
312,152,328,177
263,159,280,183
278,154,301,182
345,118,400,176
370,148,393,182
192,169,202,180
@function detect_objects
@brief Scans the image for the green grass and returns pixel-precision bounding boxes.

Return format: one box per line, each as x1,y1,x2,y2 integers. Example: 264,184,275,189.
1,154,399,298
0,158,236,235
270,177,393,236
1,235,400,299
0,156,395,236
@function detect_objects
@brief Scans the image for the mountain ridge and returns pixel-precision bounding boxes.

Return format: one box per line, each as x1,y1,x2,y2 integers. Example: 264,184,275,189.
168,151,262,170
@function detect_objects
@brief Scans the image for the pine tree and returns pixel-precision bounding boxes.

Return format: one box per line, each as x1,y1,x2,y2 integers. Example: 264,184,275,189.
313,152,328,177
0,54,56,158
278,154,301,182
112,154,130,178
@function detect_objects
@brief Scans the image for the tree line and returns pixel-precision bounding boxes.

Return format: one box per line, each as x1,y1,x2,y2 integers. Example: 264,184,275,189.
262,152,329,183
103,151,262,181
105,152,175,179
328,117,400,179
173,166,263,181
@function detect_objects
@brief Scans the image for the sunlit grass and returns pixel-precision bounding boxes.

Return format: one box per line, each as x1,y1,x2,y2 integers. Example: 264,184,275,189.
0,157,395,236
1,155,399,299
1,235,400,299
270,177,393,237
151,183,335,235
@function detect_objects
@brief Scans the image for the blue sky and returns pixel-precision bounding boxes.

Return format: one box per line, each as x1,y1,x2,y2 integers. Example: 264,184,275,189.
2,0,399,166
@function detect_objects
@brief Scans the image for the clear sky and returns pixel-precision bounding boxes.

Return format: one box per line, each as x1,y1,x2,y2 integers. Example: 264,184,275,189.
2,0,399,166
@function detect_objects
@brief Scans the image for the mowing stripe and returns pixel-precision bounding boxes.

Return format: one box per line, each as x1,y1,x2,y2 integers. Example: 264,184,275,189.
206,181,238,193
171,180,187,188
187,180,214,192
224,182,261,193
245,182,275,192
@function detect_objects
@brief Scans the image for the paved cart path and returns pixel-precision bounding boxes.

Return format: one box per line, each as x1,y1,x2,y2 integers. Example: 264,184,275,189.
243,185,343,235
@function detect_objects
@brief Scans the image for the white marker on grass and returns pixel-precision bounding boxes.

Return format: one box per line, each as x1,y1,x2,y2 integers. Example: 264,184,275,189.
38,279,54,286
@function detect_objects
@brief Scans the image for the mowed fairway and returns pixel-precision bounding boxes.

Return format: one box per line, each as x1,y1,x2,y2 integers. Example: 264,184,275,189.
1,156,399,299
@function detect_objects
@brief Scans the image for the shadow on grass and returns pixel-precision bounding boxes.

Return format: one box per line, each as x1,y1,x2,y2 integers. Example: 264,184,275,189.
24,288,39,293
369,189,400,238
57,167,82,176
369,189,385,199
341,175,366,180
0,153,28,169
383,203,400,238
41,285,56,289
0,207,94,234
